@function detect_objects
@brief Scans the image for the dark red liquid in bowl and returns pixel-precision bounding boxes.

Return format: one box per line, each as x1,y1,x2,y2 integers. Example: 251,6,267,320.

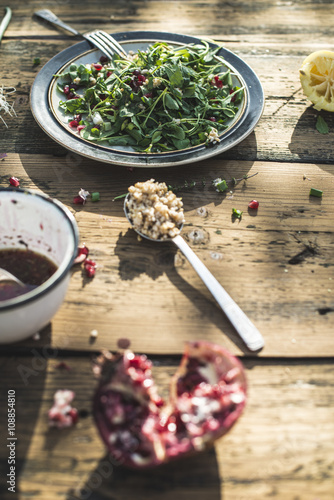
0,249,58,301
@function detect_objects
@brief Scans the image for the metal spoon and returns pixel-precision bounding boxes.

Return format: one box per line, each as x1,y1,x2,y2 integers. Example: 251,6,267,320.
124,196,265,352
0,268,25,287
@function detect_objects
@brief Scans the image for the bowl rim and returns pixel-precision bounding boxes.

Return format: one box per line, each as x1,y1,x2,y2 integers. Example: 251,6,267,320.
0,187,79,311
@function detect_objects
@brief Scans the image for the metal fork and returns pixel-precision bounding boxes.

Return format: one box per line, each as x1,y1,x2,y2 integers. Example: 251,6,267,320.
34,9,128,60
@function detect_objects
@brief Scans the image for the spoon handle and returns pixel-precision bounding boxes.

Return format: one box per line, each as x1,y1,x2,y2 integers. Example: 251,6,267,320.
172,235,264,351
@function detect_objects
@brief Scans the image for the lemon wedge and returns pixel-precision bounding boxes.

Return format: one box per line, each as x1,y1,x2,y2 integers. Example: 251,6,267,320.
299,50,334,111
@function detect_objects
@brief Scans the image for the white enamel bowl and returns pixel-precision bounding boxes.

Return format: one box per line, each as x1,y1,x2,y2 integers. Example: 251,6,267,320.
0,188,79,343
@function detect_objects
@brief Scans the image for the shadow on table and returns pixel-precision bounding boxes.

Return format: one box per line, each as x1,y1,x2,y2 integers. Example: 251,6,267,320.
0,353,47,500
68,447,222,500
19,132,257,218
114,229,256,354
288,107,334,172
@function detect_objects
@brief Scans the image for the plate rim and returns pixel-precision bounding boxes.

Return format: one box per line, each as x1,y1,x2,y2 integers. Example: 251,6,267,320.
30,30,265,168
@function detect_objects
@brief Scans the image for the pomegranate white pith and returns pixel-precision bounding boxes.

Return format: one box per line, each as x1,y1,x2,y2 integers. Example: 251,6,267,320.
93,342,247,468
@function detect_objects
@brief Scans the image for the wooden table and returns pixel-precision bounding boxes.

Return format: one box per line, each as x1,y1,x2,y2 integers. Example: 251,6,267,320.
0,1,333,498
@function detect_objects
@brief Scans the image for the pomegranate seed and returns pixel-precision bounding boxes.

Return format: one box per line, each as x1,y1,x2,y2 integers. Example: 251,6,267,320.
99,55,109,64
9,177,20,187
209,117,216,122
132,70,140,76
85,259,96,267
73,195,85,205
68,408,79,424
248,200,259,210
63,85,70,95
75,114,82,122
106,71,112,77
69,120,79,128
70,83,79,90
77,125,85,133
78,245,89,257
85,264,96,278
92,63,103,71
73,244,89,264
144,92,153,98
138,74,146,82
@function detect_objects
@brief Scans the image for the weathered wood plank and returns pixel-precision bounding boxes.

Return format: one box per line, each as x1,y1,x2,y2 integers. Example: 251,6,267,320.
0,357,333,499
1,155,333,356
4,1,334,39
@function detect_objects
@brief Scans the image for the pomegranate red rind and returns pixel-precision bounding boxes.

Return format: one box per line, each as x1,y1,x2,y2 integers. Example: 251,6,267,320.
93,342,247,468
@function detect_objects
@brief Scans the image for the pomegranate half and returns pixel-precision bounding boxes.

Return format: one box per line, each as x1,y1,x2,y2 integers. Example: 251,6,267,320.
93,341,247,468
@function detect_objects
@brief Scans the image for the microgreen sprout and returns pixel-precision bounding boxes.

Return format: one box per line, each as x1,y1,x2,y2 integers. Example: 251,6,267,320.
0,86,16,128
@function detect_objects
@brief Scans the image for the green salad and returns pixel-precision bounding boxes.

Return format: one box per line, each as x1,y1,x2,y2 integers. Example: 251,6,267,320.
55,41,244,153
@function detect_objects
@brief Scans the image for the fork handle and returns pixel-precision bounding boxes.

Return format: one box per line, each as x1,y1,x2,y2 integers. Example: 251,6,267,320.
172,234,265,351
34,9,81,37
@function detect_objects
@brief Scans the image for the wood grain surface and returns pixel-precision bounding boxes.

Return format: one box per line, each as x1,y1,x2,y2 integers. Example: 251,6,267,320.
0,0,334,498
0,356,333,500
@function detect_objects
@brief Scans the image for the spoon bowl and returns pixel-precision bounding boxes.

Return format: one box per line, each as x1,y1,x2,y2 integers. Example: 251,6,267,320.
124,194,264,352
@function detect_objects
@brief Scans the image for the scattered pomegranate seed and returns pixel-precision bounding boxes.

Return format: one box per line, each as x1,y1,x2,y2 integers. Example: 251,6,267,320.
69,120,79,128
138,74,146,82
99,55,109,64
9,177,20,187
209,117,216,122
106,71,112,77
248,200,259,210
73,195,85,205
92,63,103,71
55,361,72,371
63,85,70,95
73,244,89,265
213,75,223,88
85,263,96,278
77,125,86,133
144,92,153,98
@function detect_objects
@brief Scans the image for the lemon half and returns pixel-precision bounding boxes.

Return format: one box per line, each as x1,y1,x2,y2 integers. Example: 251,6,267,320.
299,50,334,111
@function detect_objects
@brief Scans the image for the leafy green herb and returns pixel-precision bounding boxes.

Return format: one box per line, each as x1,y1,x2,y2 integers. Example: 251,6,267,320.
316,115,329,134
56,41,244,152
33,57,41,65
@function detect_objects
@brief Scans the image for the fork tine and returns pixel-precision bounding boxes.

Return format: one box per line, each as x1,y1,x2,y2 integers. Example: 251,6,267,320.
91,32,127,60
95,31,128,58
84,33,115,60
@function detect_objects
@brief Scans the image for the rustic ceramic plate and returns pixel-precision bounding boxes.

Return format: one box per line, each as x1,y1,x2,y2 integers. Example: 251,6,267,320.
30,31,264,168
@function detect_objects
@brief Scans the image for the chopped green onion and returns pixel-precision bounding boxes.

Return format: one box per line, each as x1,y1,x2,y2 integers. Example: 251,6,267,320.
232,208,243,219
33,57,41,65
113,193,127,201
91,192,100,202
309,188,323,198
213,178,228,192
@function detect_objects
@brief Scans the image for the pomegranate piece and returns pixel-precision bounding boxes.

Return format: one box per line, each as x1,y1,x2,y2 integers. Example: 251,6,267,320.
48,390,79,429
93,342,247,468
